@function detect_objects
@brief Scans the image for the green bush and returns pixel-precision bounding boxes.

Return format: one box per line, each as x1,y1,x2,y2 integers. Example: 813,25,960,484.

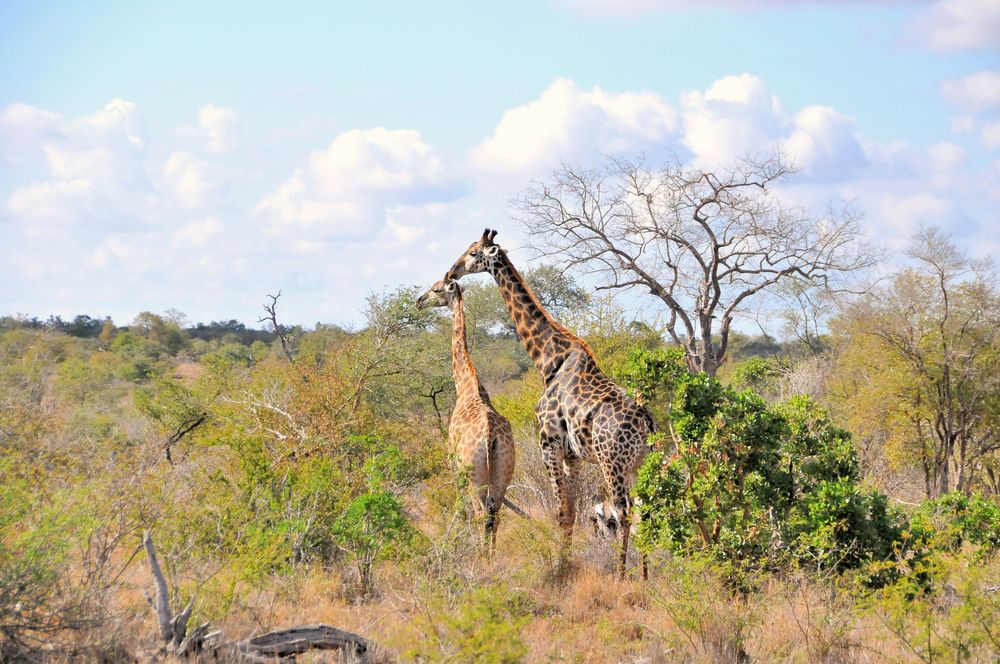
110,331,168,380
199,342,254,368
913,491,1000,555
404,583,534,663
0,459,110,656
731,356,785,395
787,478,901,571
332,489,415,597
629,348,904,582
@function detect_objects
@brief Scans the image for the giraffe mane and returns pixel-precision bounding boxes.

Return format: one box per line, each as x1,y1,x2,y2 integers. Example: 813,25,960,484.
501,251,598,363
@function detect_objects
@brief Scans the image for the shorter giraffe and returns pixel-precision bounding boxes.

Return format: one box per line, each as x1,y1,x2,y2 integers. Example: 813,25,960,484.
417,278,518,554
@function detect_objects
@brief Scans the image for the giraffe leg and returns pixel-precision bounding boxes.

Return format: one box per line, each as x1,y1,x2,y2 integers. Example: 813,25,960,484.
562,456,580,532
473,484,491,554
539,432,574,558
611,480,631,580
485,494,498,560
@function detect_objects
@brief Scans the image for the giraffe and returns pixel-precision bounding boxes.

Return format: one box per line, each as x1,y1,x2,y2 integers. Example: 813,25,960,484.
444,229,656,578
416,277,518,555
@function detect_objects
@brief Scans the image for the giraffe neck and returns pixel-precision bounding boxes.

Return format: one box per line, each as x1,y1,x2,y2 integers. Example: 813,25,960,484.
449,291,483,403
488,251,586,382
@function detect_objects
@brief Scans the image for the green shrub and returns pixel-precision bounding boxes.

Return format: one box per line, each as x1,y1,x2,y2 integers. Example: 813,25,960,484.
0,460,111,656
913,491,1000,555
199,342,253,368
404,583,534,663
731,356,785,396
629,348,905,583
332,490,415,597
787,478,901,572
870,550,1000,663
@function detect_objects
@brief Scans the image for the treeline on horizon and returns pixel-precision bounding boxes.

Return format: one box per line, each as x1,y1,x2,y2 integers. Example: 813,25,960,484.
4,313,279,345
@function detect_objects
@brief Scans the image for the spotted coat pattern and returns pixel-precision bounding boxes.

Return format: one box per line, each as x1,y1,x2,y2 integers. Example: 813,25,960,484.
416,278,516,554
446,229,656,577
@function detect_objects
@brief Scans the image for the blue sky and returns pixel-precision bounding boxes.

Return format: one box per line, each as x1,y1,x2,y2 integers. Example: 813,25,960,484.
1,0,998,327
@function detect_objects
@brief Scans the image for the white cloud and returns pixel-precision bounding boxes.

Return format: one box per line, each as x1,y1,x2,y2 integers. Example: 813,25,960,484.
941,70,1000,112
1,102,63,129
472,78,677,175
172,217,222,246
310,128,444,197
2,100,245,235
79,99,145,148
88,236,132,268
163,151,226,207
0,75,995,327
678,75,868,178
928,141,965,170
951,115,978,133
198,104,240,154
912,0,1000,51
8,179,92,225
2,99,156,228
982,120,1000,150
784,106,868,179
681,74,785,166
257,127,460,242
0,103,65,163
876,192,967,239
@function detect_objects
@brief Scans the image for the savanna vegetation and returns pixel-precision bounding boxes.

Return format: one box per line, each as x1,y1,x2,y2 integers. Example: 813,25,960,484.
2,171,998,660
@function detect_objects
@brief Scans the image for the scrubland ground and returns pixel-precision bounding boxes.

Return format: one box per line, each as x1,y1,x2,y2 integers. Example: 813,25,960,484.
2,257,999,662
90,503,1000,663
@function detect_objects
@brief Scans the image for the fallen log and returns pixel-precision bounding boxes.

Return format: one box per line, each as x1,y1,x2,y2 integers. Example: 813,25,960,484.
142,532,380,662
234,625,370,662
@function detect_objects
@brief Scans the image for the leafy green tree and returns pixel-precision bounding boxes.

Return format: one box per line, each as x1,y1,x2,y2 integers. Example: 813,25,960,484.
130,311,189,356
830,228,1000,496
332,490,414,596
912,491,1000,555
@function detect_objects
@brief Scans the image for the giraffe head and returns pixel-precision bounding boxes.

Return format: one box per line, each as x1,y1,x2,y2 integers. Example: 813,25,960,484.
415,278,460,309
446,228,503,280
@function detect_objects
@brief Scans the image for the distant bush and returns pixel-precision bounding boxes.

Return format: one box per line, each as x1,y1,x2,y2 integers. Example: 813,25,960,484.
912,491,1000,555
731,356,785,398
198,342,254,368
110,331,169,380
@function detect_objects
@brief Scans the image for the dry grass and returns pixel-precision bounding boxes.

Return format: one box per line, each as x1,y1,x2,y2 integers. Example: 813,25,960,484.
96,521,952,663
18,492,999,663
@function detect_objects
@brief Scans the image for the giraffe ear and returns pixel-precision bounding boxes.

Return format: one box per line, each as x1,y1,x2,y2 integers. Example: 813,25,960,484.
484,245,500,257
446,281,458,292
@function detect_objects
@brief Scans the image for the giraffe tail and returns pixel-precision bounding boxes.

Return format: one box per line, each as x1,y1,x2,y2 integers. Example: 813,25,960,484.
501,497,529,518
485,436,498,535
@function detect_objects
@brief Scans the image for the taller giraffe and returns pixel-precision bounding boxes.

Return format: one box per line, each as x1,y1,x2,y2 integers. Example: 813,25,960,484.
445,229,655,578
416,278,517,554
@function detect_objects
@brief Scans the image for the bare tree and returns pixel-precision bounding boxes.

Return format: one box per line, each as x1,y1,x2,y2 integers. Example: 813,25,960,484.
516,154,877,375
259,291,295,362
